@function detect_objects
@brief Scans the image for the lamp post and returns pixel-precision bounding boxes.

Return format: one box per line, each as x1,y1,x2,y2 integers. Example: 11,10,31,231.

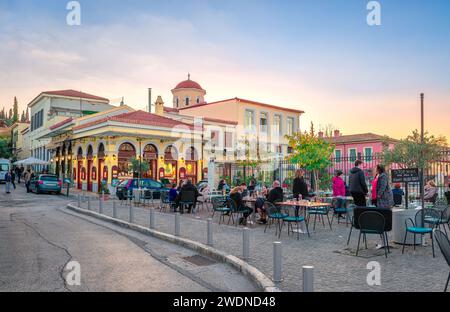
420,93,425,226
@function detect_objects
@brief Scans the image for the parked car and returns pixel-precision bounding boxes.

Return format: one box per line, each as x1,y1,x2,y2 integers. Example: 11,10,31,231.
29,174,62,194
116,178,169,200
0,158,11,183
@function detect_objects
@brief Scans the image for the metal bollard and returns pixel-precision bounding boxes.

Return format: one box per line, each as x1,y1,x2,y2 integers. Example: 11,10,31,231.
175,213,181,236
102,190,105,201
273,241,282,283
113,200,118,219
243,227,250,260
129,205,134,223
87,197,91,210
207,218,213,246
302,266,314,292
99,197,103,214
77,194,81,207
149,208,155,229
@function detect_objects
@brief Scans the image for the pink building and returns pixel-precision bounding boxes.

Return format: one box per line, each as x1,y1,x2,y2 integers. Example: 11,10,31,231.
321,130,398,176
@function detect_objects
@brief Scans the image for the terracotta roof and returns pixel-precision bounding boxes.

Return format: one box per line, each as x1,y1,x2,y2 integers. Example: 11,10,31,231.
328,133,398,144
174,80,204,90
178,97,304,114
163,107,180,113
73,110,194,131
203,117,238,125
50,117,74,130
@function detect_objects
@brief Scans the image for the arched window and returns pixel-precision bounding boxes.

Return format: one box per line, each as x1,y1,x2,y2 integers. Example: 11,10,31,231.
175,97,179,108
185,147,198,161
143,144,158,160
118,142,136,177
185,97,190,106
164,145,178,160
77,147,83,160
196,96,200,104
87,145,93,159
98,143,105,159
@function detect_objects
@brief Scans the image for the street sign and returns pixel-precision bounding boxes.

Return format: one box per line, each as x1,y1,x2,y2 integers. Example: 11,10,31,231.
391,168,420,183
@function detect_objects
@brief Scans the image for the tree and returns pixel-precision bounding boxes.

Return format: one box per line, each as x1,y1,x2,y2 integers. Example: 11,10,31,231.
13,97,18,122
382,130,447,170
285,126,335,192
0,108,4,119
8,108,12,120
128,157,149,179
25,107,29,122
0,138,12,159
20,110,26,122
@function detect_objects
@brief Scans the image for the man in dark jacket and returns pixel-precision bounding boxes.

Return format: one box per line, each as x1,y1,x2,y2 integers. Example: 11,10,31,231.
175,179,200,213
292,169,309,199
267,180,284,203
349,160,368,206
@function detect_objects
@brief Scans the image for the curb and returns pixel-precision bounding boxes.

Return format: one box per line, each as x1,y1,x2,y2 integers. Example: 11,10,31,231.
66,203,280,292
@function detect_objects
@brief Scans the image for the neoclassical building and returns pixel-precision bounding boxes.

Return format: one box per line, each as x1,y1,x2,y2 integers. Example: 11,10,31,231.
44,76,304,192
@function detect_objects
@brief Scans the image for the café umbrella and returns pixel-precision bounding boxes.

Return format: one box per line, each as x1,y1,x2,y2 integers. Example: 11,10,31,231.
13,157,50,166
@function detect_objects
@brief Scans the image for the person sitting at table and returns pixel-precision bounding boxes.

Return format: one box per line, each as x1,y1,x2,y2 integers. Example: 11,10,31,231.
424,180,438,203
445,183,450,205
229,185,253,225
293,169,309,200
175,179,200,213
268,180,284,204
392,183,404,207
168,183,178,202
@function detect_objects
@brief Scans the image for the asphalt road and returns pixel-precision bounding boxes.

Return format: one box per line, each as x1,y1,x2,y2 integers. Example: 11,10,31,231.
0,183,257,292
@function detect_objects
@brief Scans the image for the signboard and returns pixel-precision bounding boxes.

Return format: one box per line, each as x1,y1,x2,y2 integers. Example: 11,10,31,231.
391,168,420,183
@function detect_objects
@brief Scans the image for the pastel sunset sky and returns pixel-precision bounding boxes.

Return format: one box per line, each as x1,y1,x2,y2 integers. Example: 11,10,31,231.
0,0,449,139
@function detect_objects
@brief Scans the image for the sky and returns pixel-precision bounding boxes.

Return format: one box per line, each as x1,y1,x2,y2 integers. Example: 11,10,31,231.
0,0,449,139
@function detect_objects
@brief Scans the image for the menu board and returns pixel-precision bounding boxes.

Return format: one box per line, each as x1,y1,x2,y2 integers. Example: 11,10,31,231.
391,168,419,183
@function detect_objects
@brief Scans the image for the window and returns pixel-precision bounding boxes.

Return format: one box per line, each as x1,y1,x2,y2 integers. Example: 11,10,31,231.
211,130,219,146
335,150,342,163
364,147,373,160
274,114,281,135
287,146,293,154
175,97,179,107
225,132,232,148
196,96,200,104
31,109,44,131
185,97,190,106
349,148,357,162
245,110,255,130
277,145,282,154
260,112,268,133
287,117,294,136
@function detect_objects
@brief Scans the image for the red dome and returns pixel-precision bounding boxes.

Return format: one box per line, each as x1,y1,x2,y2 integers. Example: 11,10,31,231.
174,79,203,90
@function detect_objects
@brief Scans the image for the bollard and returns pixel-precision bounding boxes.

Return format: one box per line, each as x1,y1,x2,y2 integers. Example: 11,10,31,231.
175,213,181,236
113,200,118,219
99,197,104,214
149,208,155,229
77,194,81,207
102,190,105,201
243,227,250,260
273,241,282,283
129,205,134,223
87,197,91,211
207,218,213,246
302,266,314,292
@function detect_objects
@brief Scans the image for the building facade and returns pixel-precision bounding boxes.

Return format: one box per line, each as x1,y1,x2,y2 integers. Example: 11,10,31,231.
11,122,30,160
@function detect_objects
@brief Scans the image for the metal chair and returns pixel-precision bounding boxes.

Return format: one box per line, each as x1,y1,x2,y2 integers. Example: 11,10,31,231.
140,189,153,206
433,229,450,292
331,198,352,226
264,202,288,238
211,197,232,225
356,211,389,258
307,204,332,231
178,190,196,214
159,191,173,212
121,189,133,206
228,197,252,226
402,209,440,258
280,206,310,239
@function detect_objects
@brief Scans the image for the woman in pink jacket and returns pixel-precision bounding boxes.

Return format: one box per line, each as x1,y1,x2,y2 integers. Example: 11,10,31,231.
332,170,346,197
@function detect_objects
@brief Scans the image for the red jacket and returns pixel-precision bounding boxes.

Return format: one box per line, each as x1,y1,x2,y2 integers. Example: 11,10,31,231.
332,176,346,197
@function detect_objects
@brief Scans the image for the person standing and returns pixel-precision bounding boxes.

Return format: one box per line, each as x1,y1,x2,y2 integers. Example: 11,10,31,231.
24,169,31,193
332,170,346,197
5,170,12,194
371,167,379,207
349,160,368,206
445,183,450,205
293,169,309,200
375,165,393,209
10,170,16,190
15,166,21,184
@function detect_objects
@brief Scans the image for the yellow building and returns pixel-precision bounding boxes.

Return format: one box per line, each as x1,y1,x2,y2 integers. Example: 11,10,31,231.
11,122,30,160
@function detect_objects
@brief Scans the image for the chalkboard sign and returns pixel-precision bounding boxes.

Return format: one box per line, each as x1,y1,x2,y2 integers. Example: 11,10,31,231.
391,168,419,183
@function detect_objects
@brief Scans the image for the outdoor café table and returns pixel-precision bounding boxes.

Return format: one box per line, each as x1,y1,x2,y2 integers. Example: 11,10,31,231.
276,201,332,234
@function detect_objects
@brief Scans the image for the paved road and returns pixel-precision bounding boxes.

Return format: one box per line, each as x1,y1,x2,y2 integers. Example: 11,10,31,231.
0,184,257,292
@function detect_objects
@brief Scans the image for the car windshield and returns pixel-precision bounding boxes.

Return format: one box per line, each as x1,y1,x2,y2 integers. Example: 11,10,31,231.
119,180,129,187
0,164,9,171
41,175,58,181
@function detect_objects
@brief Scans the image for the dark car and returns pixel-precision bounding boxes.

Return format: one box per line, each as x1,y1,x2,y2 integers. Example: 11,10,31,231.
116,178,168,200
29,174,62,194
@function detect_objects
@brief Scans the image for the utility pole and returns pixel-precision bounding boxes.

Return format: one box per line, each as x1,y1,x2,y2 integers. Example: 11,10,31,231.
420,93,425,226
148,88,152,113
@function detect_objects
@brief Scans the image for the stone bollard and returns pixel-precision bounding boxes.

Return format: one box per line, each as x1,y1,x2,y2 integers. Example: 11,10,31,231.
175,213,181,236
302,266,314,292
113,200,118,219
87,197,91,211
99,196,103,214
77,194,81,207
273,241,282,283
149,208,155,229
207,218,213,246
243,227,250,260
129,204,134,223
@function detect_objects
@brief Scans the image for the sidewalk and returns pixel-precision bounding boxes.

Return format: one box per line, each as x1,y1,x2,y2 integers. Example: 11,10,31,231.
71,196,448,292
